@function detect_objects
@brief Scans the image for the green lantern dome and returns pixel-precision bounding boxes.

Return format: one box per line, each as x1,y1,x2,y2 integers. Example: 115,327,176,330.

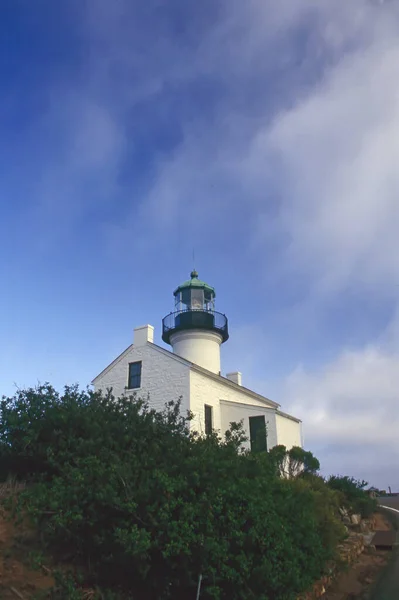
173,270,216,298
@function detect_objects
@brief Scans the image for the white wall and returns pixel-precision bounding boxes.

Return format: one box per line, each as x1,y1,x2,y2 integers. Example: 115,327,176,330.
93,343,302,451
189,369,277,438
275,413,302,449
170,329,222,373
220,400,278,451
93,343,191,416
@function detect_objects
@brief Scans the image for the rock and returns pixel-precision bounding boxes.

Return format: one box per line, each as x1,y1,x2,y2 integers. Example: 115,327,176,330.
360,521,369,533
351,514,361,525
343,516,351,525
297,531,367,599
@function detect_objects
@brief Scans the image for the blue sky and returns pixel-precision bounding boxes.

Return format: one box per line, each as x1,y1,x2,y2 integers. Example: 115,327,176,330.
1,0,399,489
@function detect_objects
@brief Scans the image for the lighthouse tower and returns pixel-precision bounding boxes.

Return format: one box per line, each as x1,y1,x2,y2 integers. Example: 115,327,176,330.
162,271,229,374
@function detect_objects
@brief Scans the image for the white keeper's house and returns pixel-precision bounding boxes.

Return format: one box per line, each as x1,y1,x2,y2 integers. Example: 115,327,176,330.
92,271,302,452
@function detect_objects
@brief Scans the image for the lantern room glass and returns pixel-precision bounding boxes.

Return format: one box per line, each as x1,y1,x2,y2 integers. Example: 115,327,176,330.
174,288,215,312
204,289,215,312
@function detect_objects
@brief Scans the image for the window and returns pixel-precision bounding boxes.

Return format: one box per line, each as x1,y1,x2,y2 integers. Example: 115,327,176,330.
128,361,142,389
190,288,204,310
249,415,267,452
204,404,213,435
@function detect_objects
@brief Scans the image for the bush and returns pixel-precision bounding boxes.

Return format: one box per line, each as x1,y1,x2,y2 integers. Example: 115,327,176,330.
0,384,345,600
268,444,320,478
298,474,346,548
327,475,377,518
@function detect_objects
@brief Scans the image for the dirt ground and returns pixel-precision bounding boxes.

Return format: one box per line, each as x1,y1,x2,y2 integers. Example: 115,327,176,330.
324,512,393,600
0,506,55,599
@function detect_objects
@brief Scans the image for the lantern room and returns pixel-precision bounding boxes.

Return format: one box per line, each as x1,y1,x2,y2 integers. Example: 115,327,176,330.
174,270,215,312
162,271,229,368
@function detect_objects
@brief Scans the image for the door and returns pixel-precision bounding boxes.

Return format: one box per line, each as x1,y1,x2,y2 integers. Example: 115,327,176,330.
249,415,267,452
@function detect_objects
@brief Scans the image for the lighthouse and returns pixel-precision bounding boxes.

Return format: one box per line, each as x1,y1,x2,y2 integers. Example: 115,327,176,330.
162,270,229,374
93,270,302,450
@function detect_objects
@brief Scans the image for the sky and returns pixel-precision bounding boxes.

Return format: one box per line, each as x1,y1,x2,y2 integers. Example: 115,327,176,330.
1,0,399,490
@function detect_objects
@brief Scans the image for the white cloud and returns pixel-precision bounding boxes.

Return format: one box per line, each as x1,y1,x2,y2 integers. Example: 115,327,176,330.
280,342,399,488
259,37,399,296
120,0,399,302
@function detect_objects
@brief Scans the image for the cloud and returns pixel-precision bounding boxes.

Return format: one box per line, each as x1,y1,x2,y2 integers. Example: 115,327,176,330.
16,0,399,280
223,0,399,300
280,341,399,488
112,0,399,300
259,37,399,297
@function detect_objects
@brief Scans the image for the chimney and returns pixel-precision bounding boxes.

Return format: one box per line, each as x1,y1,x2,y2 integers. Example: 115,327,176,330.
226,371,242,386
134,325,154,346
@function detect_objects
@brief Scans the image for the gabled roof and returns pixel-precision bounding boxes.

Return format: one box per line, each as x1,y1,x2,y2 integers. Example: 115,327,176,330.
190,363,279,409
91,341,280,410
91,345,134,384
149,343,279,409
90,341,192,385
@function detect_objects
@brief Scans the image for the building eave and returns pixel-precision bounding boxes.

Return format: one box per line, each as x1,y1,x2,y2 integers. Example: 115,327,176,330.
149,342,193,367
92,340,283,412
276,409,302,424
191,364,280,408
91,344,134,384
220,398,276,411
92,341,192,387
150,342,280,408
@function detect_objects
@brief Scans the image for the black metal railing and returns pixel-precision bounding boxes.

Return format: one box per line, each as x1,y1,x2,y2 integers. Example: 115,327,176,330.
162,309,229,344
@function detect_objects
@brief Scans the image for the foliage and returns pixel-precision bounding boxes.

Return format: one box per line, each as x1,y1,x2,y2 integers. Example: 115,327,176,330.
1,384,345,600
45,571,85,600
327,475,378,518
34,570,124,600
297,474,347,548
268,444,320,478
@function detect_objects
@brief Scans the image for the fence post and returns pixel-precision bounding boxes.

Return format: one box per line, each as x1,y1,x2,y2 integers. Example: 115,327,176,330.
196,574,203,600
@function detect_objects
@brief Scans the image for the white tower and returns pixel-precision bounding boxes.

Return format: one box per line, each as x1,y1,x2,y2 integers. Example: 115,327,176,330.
162,271,229,374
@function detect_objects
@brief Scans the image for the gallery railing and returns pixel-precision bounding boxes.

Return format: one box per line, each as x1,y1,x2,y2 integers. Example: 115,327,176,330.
162,309,229,343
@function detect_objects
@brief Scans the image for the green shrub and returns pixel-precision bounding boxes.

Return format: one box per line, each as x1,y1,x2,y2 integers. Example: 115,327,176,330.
1,384,344,600
299,474,346,547
327,475,377,518
268,444,320,478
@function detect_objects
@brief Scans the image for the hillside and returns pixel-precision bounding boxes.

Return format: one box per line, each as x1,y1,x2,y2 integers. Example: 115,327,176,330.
0,384,379,599
0,489,55,599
